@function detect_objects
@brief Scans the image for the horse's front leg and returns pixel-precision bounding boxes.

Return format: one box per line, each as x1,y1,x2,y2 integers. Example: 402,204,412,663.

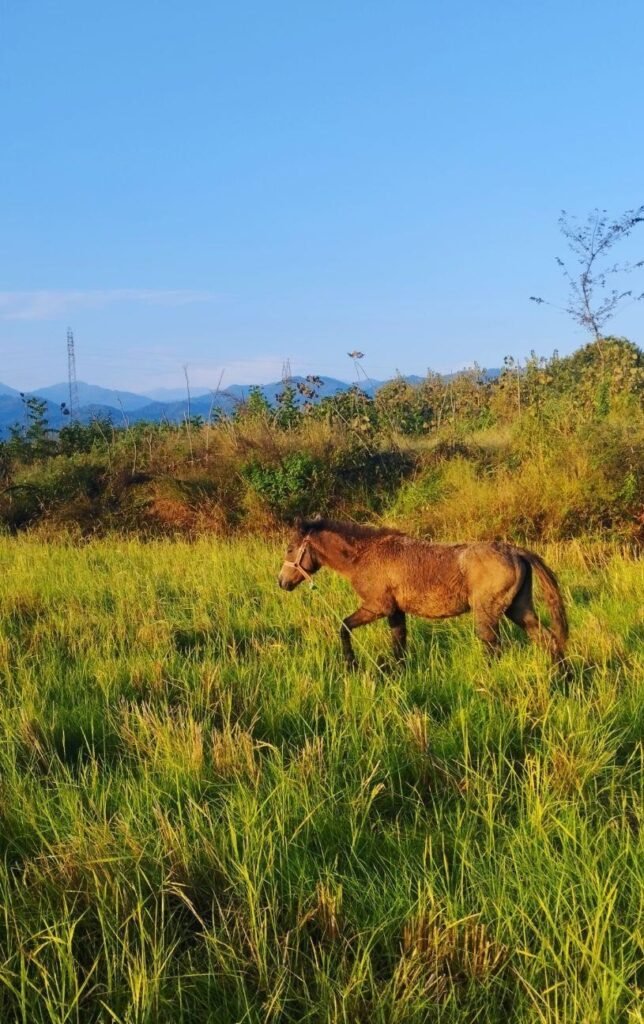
387,610,407,663
340,607,382,669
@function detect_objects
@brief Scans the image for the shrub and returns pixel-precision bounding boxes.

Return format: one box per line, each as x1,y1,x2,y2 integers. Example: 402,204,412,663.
242,452,328,519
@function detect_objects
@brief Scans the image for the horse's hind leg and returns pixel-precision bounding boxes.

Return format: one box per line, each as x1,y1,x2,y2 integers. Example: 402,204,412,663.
473,606,503,655
473,555,526,657
340,607,383,668
506,578,560,659
387,610,407,663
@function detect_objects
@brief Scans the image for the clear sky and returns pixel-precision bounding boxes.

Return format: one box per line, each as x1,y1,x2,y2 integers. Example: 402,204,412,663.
1,0,643,392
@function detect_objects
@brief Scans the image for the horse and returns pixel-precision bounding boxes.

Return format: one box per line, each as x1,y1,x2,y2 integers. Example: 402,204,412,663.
278,518,568,667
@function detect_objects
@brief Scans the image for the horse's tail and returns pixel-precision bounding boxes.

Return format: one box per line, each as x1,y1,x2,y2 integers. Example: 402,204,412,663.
517,548,569,652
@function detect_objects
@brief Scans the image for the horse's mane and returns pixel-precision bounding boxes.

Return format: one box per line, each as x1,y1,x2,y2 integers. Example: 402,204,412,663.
301,518,404,542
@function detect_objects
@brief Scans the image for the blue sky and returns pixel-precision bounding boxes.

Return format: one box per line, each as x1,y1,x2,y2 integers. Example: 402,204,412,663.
1,0,643,392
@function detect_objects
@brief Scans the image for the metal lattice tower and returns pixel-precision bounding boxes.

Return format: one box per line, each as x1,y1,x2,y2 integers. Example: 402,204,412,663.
67,328,80,420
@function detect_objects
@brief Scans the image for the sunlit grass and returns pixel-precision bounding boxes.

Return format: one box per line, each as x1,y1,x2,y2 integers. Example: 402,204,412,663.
0,536,641,1022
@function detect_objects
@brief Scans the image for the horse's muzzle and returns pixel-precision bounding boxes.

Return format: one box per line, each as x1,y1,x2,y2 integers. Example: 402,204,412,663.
278,555,309,589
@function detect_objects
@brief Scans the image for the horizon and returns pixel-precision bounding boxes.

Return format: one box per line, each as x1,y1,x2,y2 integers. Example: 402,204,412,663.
2,1,643,391
0,340,617,399
1,365,480,399
2,327,642,395
3,316,642,396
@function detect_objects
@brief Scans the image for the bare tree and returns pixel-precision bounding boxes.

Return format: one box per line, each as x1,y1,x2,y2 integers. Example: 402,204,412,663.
531,206,644,342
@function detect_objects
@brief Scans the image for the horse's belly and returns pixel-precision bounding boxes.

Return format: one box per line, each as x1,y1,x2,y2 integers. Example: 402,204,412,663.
398,586,468,619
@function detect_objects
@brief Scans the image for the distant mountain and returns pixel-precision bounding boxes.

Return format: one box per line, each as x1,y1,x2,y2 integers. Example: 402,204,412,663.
0,395,26,430
0,394,63,434
143,386,212,402
0,369,503,438
222,375,352,404
76,399,178,425
127,376,355,425
29,382,152,412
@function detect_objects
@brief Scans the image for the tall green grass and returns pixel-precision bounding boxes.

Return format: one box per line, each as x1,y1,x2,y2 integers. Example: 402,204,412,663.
0,537,641,1022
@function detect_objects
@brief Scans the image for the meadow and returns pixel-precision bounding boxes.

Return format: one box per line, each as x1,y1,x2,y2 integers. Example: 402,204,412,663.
0,535,641,1023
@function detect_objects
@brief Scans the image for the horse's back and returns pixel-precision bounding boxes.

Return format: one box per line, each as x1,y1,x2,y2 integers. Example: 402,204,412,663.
371,538,525,619
375,537,471,618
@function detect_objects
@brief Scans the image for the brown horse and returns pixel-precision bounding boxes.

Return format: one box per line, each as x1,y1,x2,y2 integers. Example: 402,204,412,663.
278,518,568,666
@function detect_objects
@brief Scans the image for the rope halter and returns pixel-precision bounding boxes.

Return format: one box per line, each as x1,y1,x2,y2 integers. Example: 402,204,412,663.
283,534,316,586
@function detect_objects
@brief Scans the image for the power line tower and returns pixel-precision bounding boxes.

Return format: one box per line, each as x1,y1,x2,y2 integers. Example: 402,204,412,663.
281,357,292,383
67,328,80,420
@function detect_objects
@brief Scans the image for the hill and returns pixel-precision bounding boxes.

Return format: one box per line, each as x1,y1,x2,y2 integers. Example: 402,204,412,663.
143,386,213,401
0,371,501,437
0,394,62,434
29,381,153,412
0,339,640,542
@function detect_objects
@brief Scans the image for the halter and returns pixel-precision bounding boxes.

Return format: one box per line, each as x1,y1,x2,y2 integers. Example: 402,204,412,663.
283,534,315,586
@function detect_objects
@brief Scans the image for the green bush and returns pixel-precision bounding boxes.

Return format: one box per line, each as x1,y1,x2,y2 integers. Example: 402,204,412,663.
242,452,328,518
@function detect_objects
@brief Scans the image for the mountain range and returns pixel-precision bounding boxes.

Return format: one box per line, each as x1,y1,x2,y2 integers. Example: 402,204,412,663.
0,371,500,438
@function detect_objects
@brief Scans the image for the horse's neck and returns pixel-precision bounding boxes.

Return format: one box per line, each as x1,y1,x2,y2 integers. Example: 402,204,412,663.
312,530,357,575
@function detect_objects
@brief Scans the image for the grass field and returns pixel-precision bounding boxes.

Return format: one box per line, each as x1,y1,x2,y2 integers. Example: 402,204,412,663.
0,536,641,1023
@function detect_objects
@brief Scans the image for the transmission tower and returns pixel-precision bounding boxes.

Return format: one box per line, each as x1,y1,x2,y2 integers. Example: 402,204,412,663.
67,328,80,420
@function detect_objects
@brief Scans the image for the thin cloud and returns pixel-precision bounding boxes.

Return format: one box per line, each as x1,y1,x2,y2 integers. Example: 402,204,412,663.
0,289,216,321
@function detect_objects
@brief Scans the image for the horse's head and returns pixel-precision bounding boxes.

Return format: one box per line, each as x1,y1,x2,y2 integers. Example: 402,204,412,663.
278,521,321,590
